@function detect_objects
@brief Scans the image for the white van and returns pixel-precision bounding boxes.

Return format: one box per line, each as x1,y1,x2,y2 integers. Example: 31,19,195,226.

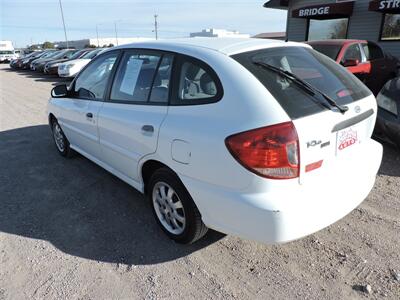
0,41,17,63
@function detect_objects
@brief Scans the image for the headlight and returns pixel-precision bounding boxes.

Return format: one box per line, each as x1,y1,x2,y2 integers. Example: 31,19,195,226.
66,64,75,70
377,93,398,116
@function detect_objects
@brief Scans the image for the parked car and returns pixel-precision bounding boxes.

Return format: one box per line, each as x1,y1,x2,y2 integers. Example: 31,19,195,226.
32,49,77,72
10,51,37,68
375,77,400,148
47,38,382,244
20,50,53,69
58,48,104,78
306,40,400,96
44,49,92,75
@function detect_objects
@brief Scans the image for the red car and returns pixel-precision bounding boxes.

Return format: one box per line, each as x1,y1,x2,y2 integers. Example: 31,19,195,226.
306,39,400,96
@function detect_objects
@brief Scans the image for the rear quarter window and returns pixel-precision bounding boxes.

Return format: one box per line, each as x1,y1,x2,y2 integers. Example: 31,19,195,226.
232,47,371,119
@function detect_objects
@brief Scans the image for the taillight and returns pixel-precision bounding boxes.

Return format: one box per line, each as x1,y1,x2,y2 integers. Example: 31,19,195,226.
225,122,300,179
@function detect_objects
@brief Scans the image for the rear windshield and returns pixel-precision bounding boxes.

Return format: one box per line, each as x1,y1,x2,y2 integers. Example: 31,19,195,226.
0,51,13,54
308,44,342,60
232,47,371,119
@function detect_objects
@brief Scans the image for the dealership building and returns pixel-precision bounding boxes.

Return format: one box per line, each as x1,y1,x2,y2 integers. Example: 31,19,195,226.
264,0,400,58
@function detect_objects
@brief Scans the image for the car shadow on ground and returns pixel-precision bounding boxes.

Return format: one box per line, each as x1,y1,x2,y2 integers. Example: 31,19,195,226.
377,141,400,177
0,125,225,266
4,67,71,85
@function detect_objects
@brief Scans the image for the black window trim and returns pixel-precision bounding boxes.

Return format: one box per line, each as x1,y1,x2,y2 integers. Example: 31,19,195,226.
104,48,176,106
379,13,400,42
69,49,122,102
169,54,224,106
69,47,224,107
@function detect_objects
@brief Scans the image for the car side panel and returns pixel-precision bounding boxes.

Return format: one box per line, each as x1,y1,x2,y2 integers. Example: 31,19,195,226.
97,103,168,182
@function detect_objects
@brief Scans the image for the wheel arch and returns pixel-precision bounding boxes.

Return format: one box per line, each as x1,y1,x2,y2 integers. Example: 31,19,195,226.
141,159,176,195
48,113,57,127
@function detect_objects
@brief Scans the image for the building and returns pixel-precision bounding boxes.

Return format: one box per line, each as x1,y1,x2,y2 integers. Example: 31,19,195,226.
190,28,250,38
54,37,153,49
264,0,400,58
252,31,287,40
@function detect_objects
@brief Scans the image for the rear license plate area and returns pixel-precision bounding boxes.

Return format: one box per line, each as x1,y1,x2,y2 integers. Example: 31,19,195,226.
336,126,360,155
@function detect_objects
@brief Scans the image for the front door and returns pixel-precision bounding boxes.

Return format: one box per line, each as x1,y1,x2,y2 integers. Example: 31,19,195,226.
57,51,120,159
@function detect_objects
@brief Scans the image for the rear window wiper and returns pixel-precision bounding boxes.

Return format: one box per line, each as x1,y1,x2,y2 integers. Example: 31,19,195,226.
252,60,349,114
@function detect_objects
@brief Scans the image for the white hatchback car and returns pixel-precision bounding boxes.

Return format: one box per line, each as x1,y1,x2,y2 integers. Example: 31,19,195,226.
58,48,104,78
47,38,382,244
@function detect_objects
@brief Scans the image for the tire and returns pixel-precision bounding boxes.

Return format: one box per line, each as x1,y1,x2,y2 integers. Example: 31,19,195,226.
148,168,208,244
51,119,74,158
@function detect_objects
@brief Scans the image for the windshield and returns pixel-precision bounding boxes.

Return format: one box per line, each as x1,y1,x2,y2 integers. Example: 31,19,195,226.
307,44,342,61
82,49,102,59
0,51,13,54
41,51,58,58
69,49,87,60
52,50,71,59
232,46,371,119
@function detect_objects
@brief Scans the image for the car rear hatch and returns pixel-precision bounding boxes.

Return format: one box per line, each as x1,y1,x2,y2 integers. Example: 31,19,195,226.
293,96,376,184
232,45,376,183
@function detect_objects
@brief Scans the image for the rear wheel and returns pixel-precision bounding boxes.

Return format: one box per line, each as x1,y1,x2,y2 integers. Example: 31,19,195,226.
148,168,208,244
51,119,74,157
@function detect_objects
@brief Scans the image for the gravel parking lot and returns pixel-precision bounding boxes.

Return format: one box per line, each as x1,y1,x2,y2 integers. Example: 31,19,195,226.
0,64,399,300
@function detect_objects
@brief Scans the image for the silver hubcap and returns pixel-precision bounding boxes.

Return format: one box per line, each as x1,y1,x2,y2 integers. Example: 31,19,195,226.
152,182,186,235
53,123,65,152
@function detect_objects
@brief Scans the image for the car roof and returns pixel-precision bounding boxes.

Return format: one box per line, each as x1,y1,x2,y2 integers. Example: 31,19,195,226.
306,39,367,46
109,37,309,56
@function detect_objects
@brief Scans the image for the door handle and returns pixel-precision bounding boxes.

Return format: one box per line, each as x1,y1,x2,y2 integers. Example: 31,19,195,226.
86,112,93,118
141,125,154,133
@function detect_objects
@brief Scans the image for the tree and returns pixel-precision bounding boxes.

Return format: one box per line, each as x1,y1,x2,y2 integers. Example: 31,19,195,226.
84,44,97,48
107,43,114,47
42,41,55,49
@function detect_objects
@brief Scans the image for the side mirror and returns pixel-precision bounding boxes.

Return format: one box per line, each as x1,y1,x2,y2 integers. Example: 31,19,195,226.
342,59,359,67
51,84,68,98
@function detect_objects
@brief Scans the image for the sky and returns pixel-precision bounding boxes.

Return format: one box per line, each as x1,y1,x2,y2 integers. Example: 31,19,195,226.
0,0,287,48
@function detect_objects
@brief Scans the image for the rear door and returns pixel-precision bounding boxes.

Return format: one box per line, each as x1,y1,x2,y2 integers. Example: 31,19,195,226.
57,51,119,159
97,50,173,182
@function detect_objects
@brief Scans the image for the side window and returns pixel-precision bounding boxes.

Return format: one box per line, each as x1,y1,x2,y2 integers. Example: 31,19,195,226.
363,43,384,61
177,59,220,103
110,53,161,103
343,44,362,62
74,52,118,100
149,54,174,103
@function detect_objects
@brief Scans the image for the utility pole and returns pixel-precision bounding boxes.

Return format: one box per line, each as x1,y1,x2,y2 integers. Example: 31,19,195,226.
114,22,119,46
154,14,158,40
58,0,69,48
96,25,100,47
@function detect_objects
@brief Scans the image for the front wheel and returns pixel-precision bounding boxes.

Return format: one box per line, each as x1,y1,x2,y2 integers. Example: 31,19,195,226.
148,168,208,244
51,119,74,157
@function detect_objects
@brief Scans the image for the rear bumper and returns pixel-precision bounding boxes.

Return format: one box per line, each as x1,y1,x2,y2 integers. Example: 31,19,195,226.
180,139,382,244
